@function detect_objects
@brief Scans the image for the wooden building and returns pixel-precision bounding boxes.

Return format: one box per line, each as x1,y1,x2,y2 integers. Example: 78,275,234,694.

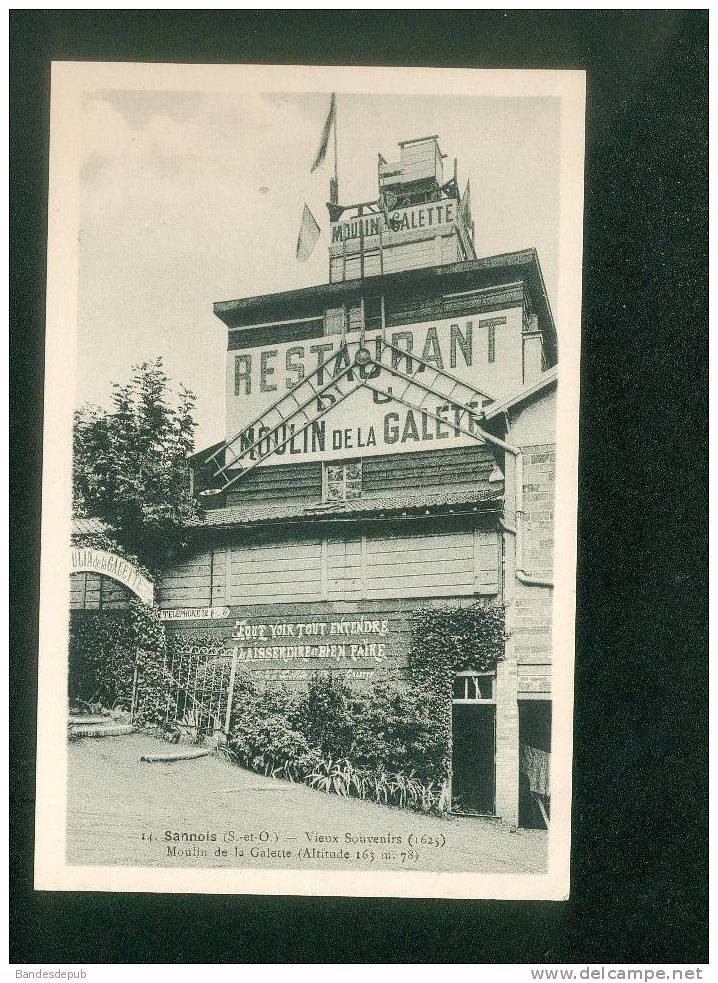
71,136,557,827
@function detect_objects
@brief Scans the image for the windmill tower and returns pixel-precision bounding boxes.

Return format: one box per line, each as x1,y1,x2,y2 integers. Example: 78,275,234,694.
328,135,475,283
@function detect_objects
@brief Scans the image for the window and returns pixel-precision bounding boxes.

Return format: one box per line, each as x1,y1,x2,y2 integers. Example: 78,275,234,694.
364,294,383,331
452,672,496,703
323,460,362,503
488,324,496,363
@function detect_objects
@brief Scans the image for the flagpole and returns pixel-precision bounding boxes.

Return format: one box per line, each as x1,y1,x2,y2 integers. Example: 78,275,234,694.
332,95,339,204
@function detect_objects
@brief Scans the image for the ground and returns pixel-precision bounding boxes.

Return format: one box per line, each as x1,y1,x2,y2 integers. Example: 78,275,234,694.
67,732,547,873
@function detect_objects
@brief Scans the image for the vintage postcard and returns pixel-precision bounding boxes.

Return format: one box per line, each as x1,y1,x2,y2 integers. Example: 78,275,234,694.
35,63,585,899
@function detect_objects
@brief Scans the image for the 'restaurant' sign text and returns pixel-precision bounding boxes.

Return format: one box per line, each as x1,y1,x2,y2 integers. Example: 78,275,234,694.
226,313,518,466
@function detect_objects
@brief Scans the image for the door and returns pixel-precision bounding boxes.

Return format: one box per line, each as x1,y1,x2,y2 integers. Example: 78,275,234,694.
518,699,551,828
451,672,496,815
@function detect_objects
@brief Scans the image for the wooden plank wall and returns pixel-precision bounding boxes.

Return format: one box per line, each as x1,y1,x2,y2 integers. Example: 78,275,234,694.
383,238,438,275
442,282,525,318
229,538,324,604
159,553,214,609
226,461,322,507
157,520,500,610
224,278,527,343
385,281,525,327
362,445,495,497
224,445,497,509
379,138,441,187
363,251,382,277
385,284,444,325
363,528,477,599
163,594,488,681
228,318,323,351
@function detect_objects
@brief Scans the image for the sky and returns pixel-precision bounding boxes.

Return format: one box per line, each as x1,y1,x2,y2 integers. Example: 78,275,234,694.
76,89,561,449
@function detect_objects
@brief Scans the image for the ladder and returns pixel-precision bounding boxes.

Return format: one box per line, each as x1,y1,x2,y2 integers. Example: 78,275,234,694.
203,333,506,495
366,338,516,454
374,337,495,415
204,340,366,487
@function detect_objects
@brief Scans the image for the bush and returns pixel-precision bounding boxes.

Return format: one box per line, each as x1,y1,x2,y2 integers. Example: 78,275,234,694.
294,672,367,757
226,672,450,812
228,681,318,781
69,612,136,709
352,679,448,785
68,599,168,725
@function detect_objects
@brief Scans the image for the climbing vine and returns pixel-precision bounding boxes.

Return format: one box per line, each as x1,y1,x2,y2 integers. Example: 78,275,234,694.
128,599,169,726
69,611,136,709
69,598,168,726
407,601,506,786
409,601,505,687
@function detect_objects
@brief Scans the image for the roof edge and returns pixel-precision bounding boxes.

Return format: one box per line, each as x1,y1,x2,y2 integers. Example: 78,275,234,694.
482,367,558,422
213,249,545,323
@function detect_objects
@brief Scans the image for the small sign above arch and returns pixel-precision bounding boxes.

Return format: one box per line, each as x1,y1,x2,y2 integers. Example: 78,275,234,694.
70,547,154,606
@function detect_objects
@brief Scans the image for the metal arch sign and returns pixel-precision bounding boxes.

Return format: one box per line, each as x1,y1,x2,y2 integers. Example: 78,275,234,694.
70,547,155,606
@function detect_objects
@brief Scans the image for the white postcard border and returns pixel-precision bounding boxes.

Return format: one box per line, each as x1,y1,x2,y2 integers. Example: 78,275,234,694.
35,61,585,900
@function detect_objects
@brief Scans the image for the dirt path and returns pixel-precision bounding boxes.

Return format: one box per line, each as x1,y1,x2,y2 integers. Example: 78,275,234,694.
67,732,547,873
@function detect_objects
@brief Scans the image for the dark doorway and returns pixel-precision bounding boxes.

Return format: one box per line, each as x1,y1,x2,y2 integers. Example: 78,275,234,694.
519,699,552,828
451,704,496,814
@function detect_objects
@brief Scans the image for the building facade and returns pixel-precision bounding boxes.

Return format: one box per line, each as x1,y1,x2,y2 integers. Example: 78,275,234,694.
70,136,556,827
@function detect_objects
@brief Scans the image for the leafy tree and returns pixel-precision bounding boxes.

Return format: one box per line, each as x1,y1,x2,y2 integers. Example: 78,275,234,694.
73,358,201,569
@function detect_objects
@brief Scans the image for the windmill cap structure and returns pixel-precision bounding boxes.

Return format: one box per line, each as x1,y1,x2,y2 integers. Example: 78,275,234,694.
328,135,475,282
378,135,447,199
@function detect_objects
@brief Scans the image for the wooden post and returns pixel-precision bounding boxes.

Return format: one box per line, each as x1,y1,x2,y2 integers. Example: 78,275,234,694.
320,537,328,599
163,647,173,725
332,94,339,204
378,211,384,275
447,701,453,813
223,646,240,737
359,204,365,280
130,645,140,722
359,294,366,347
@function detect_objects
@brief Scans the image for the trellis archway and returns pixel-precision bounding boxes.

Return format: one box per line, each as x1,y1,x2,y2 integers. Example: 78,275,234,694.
69,546,157,715
69,546,233,740
70,546,154,606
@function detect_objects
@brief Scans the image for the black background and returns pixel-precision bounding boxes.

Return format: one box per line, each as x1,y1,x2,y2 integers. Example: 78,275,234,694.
9,10,708,965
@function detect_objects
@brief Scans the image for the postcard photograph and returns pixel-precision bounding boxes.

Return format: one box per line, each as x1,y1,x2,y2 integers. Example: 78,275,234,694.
34,63,585,899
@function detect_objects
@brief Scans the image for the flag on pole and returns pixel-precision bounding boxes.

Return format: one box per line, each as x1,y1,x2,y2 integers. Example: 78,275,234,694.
460,178,472,225
296,203,321,261
311,93,336,172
